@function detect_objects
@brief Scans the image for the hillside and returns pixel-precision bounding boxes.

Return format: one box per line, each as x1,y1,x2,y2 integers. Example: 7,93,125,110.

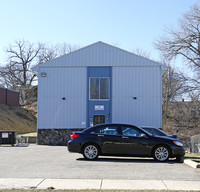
0,104,37,134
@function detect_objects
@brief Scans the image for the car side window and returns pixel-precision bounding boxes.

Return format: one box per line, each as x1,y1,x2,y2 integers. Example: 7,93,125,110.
154,129,166,136
121,126,142,137
90,126,118,135
144,128,154,135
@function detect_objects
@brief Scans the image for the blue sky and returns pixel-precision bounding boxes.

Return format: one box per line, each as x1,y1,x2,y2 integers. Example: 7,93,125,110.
0,0,199,67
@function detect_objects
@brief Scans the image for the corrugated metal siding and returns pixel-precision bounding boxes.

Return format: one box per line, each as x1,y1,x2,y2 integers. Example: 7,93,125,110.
112,67,162,128
33,42,162,69
37,67,87,129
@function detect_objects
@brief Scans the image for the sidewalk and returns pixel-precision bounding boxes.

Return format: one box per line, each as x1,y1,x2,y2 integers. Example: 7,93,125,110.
0,178,200,191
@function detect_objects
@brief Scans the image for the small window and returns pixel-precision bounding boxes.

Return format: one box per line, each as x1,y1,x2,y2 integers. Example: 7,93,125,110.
90,126,118,135
121,126,142,137
90,77,109,100
90,78,99,99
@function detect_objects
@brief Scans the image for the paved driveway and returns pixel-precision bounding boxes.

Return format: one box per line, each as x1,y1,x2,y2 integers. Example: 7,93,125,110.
0,144,199,180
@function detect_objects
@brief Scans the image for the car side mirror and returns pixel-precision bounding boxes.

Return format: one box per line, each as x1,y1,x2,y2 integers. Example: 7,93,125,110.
172,134,178,139
140,133,147,138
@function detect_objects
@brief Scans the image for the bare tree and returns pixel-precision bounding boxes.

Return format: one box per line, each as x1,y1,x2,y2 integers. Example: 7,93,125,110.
38,43,79,64
0,40,43,102
0,40,79,104
162,62,191,121
154,3,200,131
132,47,151,59
155,4,200,77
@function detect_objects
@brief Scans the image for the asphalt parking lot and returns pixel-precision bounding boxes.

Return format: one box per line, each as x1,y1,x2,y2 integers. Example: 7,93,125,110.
0,144,199,180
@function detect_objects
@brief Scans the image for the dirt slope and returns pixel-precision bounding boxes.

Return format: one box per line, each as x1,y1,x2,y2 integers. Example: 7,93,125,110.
0,104,36,134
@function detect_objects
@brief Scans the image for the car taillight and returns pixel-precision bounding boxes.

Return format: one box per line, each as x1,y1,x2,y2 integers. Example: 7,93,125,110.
71,134,80,139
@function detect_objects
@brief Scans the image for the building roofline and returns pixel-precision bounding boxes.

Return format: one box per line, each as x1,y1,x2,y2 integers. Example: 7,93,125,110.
32,41,167,71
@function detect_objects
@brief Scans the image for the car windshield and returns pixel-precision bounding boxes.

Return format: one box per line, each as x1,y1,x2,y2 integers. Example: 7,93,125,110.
141,127,168,137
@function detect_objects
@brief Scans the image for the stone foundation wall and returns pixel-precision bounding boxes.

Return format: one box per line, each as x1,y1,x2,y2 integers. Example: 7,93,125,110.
37,129,84,145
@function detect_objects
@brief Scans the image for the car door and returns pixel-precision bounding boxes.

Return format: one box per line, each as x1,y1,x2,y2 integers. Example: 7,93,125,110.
90,125,121,154
119,125,151,156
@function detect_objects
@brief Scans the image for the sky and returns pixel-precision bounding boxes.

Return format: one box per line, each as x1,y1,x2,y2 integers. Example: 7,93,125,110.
0,0,199,68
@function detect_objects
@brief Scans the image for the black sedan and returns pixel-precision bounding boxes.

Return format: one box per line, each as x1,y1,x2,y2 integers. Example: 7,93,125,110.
68,123,185,162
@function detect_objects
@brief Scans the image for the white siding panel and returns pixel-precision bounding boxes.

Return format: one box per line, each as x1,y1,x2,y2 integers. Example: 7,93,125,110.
37,67,87,129
112,67,162,128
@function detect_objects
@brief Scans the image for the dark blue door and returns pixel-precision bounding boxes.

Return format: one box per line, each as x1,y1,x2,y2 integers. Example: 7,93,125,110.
87,67,112,127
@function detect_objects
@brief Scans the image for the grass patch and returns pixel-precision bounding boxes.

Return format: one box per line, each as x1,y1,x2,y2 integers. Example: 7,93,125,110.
185,153,200,158
0,104,36,134
19,132,37,137
185,153,200,163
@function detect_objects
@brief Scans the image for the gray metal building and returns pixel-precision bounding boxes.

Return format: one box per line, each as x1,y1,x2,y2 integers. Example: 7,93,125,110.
33,42,167,145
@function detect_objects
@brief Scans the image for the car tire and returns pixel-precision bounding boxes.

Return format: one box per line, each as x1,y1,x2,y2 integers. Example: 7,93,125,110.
83,143,99,160
153,145,170,162
176,156,184,163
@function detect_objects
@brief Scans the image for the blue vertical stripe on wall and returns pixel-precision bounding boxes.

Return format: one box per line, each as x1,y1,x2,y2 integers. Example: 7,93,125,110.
87,67,112,127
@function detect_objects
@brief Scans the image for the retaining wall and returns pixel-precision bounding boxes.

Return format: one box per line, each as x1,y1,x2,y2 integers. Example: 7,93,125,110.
37,129,84,145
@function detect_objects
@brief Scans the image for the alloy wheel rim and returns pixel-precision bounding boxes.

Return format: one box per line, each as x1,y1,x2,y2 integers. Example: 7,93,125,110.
84,145,98,159
155,147,169,161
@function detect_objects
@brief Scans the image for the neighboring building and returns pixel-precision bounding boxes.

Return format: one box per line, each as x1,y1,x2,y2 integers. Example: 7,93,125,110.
0,87,19,107
33,41,167,145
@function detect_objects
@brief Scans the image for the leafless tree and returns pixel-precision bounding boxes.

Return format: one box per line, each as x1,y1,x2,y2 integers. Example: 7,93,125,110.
0,40,43,102
0,40,79,104
132,47,151,59
162,62,191,121
154,3,200,134
155,4,200,88
38,43,79,64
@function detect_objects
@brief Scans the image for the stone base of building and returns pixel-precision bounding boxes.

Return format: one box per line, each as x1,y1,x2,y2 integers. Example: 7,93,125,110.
37,129,84,145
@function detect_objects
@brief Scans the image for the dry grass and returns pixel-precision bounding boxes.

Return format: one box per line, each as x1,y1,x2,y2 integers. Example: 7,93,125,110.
19,132,37,137
0,104,36,134
0,190,200,192
185,153,200,163
185,153,200,158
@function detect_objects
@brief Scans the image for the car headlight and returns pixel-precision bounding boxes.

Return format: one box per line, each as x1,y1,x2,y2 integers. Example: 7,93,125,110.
173,141,183,147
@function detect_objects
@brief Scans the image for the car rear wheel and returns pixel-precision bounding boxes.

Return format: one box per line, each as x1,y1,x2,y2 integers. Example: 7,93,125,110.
153,145,170,162
83,144,99,160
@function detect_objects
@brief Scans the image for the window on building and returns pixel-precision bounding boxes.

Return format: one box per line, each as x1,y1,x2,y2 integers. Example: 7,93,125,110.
90,77,109,100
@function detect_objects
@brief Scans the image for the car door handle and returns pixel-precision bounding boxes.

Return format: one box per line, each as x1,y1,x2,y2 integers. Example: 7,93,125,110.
98,135,104,137
122,136,129,139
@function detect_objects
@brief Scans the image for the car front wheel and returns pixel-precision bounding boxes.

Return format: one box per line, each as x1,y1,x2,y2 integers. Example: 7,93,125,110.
153,145,170,162
83,143,99,160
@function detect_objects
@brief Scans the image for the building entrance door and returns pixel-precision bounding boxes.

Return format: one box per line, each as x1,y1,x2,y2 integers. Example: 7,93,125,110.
94,115,105,125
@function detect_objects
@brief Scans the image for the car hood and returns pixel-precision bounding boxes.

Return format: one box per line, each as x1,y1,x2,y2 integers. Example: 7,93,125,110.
153,135,177,141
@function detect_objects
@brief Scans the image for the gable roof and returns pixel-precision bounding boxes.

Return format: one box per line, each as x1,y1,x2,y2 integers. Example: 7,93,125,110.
32,41,167,71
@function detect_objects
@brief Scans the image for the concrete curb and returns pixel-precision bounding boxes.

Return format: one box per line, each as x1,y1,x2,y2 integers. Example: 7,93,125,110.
184,159,200,168
0,179,200,190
